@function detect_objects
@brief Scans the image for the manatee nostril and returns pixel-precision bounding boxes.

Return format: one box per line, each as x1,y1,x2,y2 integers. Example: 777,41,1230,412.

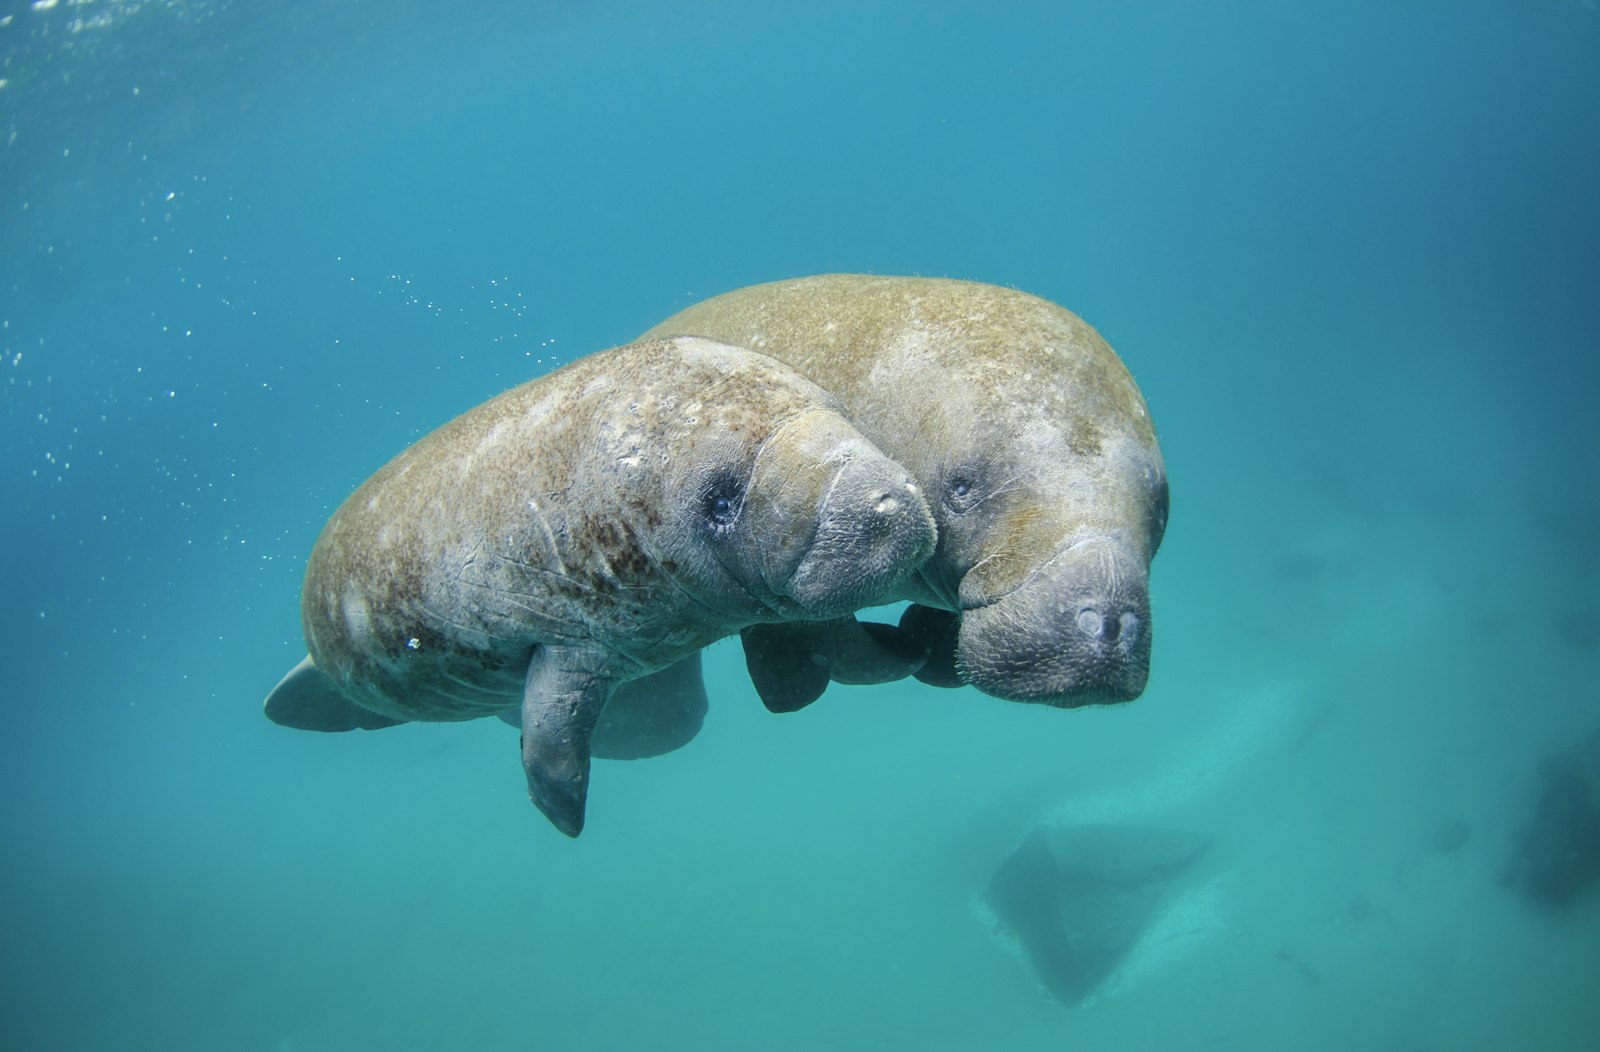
1076,607,1104,639
1075,606,1144,647
874,494,900,516
1118,611,1141,647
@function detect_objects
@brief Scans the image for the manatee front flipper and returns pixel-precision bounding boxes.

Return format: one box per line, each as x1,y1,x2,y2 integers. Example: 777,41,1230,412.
898,604,964,688
521,644,613,837
263,655,406,731
590,652,709,760
741,624,830,713
834,618,930,683
741,616,928,713
505,652,710,759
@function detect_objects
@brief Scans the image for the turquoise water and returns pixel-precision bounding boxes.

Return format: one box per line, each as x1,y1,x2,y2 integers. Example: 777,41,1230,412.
4,1,1598,1048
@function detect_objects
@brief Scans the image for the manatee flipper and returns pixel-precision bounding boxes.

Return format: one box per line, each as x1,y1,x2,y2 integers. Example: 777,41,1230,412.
741,624,831,713
741,616,929,713
263,656,407,731
520,644,612,838
590,651,709,760
899,604,964,688
511,651,709,759
830,617,929,683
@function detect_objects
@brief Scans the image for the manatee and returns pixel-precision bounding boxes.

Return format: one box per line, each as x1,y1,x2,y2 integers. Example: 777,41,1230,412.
262,336,936,836
641,275,1168,710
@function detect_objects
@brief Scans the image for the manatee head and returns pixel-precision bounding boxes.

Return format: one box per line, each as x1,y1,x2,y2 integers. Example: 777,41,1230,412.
896,303,1168,706
626,338,937,624
945,471,1167,705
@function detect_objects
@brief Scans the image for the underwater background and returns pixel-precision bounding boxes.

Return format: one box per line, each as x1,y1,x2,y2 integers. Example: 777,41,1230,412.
3,1,1598,1049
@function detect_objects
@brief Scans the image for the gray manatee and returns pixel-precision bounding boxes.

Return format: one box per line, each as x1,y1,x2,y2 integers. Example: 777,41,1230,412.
640,275,1168,710
262,336,936,836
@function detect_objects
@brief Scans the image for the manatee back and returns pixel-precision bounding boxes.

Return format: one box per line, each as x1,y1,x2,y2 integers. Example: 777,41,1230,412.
645,274,1158,460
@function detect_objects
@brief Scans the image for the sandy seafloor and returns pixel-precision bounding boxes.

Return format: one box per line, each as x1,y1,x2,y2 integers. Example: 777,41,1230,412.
2,2,1598,1049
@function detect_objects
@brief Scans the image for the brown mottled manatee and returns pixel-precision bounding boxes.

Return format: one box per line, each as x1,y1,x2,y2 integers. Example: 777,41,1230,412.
639,275,1168,712
262,336,936,836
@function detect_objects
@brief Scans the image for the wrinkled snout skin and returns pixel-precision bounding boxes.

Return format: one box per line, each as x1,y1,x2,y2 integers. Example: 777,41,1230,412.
745,410,936,619
957,535,1152,705
788,470,933,615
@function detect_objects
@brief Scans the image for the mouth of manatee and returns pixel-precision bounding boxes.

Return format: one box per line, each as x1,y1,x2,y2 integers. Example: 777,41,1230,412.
952,534,1152,706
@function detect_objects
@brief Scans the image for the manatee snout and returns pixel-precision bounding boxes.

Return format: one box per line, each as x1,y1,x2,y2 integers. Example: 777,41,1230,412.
957,536,1152,705
785,458,935,617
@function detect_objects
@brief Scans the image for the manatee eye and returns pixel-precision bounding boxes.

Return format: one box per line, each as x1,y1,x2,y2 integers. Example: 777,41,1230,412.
943,474,978,513
699,472,745,536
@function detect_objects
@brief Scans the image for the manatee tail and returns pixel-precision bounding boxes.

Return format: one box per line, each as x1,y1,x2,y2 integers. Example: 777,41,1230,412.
263,655,407,732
